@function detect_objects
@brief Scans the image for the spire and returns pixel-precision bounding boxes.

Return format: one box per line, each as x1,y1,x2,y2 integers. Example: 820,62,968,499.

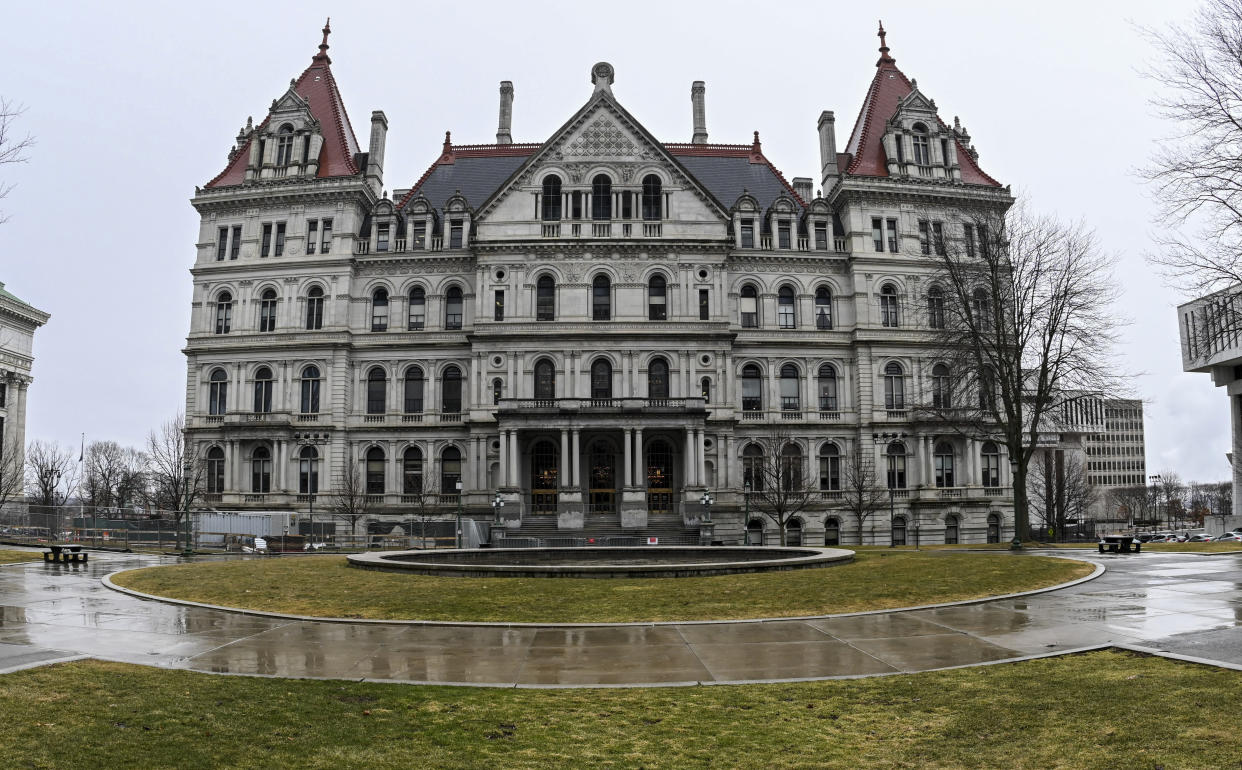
313,17,332,64
877,20,895,67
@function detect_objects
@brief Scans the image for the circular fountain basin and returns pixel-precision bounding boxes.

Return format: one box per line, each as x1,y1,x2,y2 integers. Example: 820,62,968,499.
347,546,854,579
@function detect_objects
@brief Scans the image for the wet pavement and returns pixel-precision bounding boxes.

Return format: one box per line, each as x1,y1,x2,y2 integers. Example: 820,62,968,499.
1,548,1240,686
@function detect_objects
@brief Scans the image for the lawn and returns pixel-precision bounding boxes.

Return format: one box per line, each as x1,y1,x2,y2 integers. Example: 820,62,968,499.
1,650,1238,769
0,549,42,565
111,551,1092,623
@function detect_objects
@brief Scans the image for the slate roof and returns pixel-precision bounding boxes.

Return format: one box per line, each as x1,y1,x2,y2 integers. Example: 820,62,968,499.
398,140,539,211
205,23,361,188
844,26,1000,187
0,281,50,322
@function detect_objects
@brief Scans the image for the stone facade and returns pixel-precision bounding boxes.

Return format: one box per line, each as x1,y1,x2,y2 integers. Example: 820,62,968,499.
184,24,1017,545
0,281,50,478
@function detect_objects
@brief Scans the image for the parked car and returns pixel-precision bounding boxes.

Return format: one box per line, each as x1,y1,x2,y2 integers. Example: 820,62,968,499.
1214,533,1242,542
1188,534,1215,542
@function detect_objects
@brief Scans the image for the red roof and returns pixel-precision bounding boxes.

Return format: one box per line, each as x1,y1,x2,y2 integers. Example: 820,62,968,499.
205,26,360,188
843,29,1000,187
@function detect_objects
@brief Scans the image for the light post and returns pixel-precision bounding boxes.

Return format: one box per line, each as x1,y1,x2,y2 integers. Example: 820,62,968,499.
455,481,464,548
700,490,714,522
181,459,193,557
872,432,906,547
1149,474,1165,532
744,481,752,542
492,491,505,524
294,432,329,544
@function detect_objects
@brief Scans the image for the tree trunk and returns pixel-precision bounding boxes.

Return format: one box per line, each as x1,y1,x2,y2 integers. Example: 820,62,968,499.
1012,462,1029,543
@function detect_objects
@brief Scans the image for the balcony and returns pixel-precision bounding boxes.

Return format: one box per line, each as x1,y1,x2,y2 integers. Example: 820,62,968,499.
499,397,706,416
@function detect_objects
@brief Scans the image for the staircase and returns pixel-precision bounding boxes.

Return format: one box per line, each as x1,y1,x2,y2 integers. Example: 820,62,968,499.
495,513,700,546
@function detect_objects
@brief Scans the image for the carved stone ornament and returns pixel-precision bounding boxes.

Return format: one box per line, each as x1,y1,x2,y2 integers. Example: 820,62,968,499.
565,116,636,158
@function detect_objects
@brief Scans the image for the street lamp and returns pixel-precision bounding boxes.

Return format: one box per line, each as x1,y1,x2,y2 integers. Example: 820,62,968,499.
181,459,194,557
294,432,330,544
743,481,752,539
700,490,714,523
872,432,906,548
1149,474,1165,531
492,491,505,524
455,481,464,548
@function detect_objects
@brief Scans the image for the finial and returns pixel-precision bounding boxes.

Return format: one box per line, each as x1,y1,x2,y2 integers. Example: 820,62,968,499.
752,130,761,149
443,131,452,151
877,20,895,66
314,18,332,63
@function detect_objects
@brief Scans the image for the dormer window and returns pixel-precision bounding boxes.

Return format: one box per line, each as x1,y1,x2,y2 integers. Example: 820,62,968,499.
741,218,754,248
275,124,294,167
912,123,930,166
777,220,792,250
641,175,662,220
591,175,612,220
814,222,828,250
449,219,464,249
541,176,562,221
376,222,390,252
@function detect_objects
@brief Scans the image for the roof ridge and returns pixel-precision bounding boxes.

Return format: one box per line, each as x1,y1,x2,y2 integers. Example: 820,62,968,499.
306,62,359,175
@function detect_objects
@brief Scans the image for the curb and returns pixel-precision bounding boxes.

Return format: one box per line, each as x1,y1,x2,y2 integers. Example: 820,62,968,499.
100,553,1105,629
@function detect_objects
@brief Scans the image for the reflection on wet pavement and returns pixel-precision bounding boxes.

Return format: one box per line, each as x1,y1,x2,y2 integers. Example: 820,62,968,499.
0,548,1239,686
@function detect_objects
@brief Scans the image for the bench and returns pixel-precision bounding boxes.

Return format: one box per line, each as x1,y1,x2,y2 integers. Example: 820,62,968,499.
43,544,88,563
1098,536,1140,554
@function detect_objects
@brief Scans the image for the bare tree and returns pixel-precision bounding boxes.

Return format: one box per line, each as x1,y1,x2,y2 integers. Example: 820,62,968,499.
922,204,1125,544
0,98,34,224
82,441,149,511
742,427,817,546
145,415,203,551
328,457,371,542
0,436,23,511
24,440,78,508
1108,485,1157,528
404,473,438,548
1027,451,1096,540
838,448,890,545
1143,0,1242,294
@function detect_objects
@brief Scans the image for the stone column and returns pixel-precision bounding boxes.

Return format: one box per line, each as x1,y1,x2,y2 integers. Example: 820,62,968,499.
697,429,707,487
498,430,508,486
634,428,644,484
1233,395,1242,516
571,429,581,487
560,429,570,489
624,429,633,487
509,431,519,489
684,430,695,487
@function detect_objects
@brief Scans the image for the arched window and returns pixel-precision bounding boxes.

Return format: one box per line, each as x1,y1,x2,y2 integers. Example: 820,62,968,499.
987,512,1001,544
884,363,905,410
818,364,838,411
492,378,503,406
935,442,955,488
299,446,319,495
275,124,294,166
259,289,277,332
208,369,228,415
365,447,385,495
740,284,759,328
787,518,803,546
404,366,424,414
824,517,841,546
591,174,612,220
648,274,667,320
371,288,389,332
931,363,951,409
981,441,1001,488
741,364,762,411
445,286,464,330
886,441,907,489
534,359,556,400
442,447,463,497
215,291,233,334
541,175,562,221
745,519,764,545
927,286,945,329
251,446,271,493
536,275,555,321
366,367,386,415
780,443,803,490
742,444,765,492
780,364,800,411
880,283,900,327
408,286,426,330
892,515,908,546
252,366,273,414
778,286,797,329
972,288,991,330
441,366,463,413
591,359,612,400
945,514,960,545
978,367,996,411
815,287,833,329
819,444,841,491
592,275,611,321
402,446,423,494
206,447,225,494
700,376,711,403
648,358,670,400
641,174,662,220
911,123,930,166
306,286,325,330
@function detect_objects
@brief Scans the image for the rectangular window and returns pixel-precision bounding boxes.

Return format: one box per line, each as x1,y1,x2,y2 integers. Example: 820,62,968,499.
321,218,333,254
376,222,390,252
699,289,710,321
274,222,286,257
622,191,633,219
230,226,241,259
412,221,426,249
872,217,883,252
494,290,505,322
819,456,840,491
449,219,464,249
814,223,828,250
217,227,228,261
887,219,898,252
964,224,976,258
932,222,945,256
918,220,930,255
571,192,583,220
261,223,272,257
741,219,754,248
979,224,991,258
778,220,792,250
941,138,950,167
306,220,317,254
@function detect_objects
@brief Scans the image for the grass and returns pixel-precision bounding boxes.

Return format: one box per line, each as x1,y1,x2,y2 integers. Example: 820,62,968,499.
2,650,1240,769
111,551,1091,623
0,549,42,564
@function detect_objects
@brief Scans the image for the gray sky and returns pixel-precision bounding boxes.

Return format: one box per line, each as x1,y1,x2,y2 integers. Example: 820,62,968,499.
0,0,1219,481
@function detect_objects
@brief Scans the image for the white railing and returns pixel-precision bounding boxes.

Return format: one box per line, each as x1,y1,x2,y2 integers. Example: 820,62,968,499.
887,410,909,420
834,237,847,253
592,222,611,238
542,223,560,237
364,415,384,423
643,222,662,237
818,410,842,421
297,414,319,422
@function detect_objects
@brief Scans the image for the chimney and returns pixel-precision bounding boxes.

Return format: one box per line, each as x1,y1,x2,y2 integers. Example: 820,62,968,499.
817,110,839,188
366,110,388,196
691,81,708,144
496,81,514,145
792,177,814,203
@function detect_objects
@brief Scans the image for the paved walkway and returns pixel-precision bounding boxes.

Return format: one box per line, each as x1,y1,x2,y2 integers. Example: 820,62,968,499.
1,549,1240,686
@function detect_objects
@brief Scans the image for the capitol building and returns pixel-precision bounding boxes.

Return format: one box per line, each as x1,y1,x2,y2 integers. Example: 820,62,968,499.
184,22,1015,545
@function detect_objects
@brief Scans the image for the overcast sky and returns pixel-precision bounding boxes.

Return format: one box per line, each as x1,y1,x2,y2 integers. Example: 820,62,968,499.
0,0,1220,481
